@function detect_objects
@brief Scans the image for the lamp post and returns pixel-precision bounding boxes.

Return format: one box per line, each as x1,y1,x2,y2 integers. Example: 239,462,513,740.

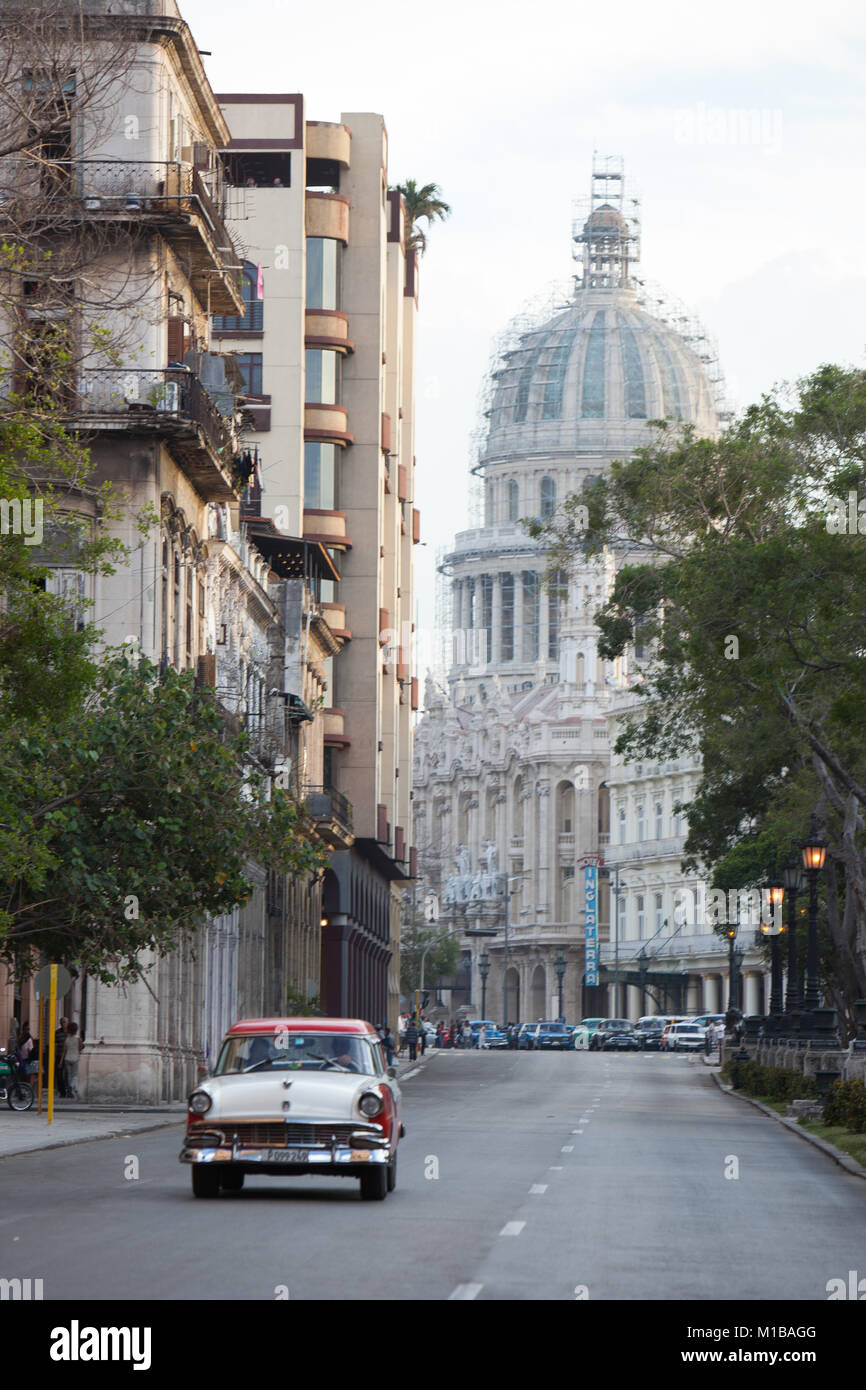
782,849,805,1018
554,946,566,1022
801,816,828,1014
479,951,490,1021
761,864,785,1022
601,864,627,1016
725,922,742,1012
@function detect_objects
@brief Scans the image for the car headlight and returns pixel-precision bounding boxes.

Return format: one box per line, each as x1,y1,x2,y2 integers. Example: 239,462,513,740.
189,1091,212,1115
359,1090,384,1118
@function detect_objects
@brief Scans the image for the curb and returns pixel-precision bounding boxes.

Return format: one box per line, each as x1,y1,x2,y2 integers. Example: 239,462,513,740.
0,1115,183,1161
710,1071,866,1181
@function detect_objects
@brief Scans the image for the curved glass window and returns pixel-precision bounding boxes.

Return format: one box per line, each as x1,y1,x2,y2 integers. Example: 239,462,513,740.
512,333,548,423
213,262,263,332
620,323,646,418
581,311,606,418
507,479,519,522
540,476,555,517
305,348,341,404
541,343,570,419
305,442,338,510
306,238,342,310
654,339,682,419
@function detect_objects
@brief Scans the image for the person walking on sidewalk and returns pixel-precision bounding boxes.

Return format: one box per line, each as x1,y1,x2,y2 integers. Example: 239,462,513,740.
55,1016,69,1097
62,1022,84,1099
405,1018,418,1062
382,1025,394,1067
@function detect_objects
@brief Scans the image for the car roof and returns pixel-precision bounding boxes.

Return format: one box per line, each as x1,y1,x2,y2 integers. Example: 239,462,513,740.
226,1018,378,1037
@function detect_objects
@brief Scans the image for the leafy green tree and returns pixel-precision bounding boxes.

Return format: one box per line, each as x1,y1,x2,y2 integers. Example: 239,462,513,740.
400,912,461,997
391,180,451,255
528,367,866,1018
0,652,328,983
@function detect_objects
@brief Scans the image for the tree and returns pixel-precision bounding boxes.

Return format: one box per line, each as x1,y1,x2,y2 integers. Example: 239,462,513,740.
0,651,328,983
391,180,451,255
399,913,461,997
528,367,866,1021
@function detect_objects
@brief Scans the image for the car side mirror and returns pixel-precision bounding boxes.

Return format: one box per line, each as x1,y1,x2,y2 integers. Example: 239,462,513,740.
387,1065,397,1078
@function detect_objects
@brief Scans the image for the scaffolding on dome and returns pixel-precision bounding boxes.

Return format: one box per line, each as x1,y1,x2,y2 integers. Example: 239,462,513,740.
632,276,731,420
572,154,642,290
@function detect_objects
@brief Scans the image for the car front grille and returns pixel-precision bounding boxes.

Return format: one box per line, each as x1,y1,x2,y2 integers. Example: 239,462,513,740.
187,1121,378,1148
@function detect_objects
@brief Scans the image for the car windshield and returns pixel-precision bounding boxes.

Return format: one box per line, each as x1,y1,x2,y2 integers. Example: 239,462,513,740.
605,1020,631,1030
215,1032,378,1075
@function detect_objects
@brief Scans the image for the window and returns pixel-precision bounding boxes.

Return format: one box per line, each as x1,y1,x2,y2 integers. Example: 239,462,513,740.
618,806,626,844
306,238,342,310
636,802,645,842
540,476,556,517
617,892,626,939
637,894,645,940
540,344,570,420
655,800,664,839
305,442,338,510
213,262,263,333
305,349,341,404
235,353,262,396
655,892,664,934
581,310,606,418
507,480,519,522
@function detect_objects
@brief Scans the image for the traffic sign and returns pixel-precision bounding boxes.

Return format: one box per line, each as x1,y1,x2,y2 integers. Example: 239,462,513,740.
35,964,73,999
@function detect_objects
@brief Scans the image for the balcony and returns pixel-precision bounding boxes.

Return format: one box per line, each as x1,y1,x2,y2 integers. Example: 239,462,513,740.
305,784,353,849
305,310,354,354
306,122,352,167
8,160,245,315
302,508,352,549
323,708,350,746
304,403,353,446
320,601,351,641
305,193,350,242
74,368,240,500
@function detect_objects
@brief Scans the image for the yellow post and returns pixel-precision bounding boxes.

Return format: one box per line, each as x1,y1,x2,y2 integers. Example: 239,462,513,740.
37,994,45,1114
47,964,57,1125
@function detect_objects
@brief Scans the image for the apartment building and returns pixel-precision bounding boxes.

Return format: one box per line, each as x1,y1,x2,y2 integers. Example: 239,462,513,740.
215,96,419,1026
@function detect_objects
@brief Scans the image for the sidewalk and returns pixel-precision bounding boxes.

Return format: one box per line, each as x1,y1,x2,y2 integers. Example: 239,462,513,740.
0,1101,185,1160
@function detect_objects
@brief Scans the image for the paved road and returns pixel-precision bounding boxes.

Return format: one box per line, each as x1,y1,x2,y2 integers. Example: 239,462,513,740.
3,1050,865,1300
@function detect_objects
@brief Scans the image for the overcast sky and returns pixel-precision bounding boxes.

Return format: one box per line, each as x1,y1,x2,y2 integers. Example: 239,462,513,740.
183,0,866,641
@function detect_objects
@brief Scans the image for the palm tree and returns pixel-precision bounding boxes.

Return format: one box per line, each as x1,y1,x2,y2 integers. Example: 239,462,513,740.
392,180,451,255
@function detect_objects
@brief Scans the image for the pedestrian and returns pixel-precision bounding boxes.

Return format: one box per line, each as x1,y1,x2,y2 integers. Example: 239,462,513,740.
449,1021,456,1048
62,1022,84,1099
435,1023,443,1048
462,1021,472,1049
7,1016,19,1059
55,1015,69,1097
397,1012,407,1056
382,1026,394,1068
405,1017,418,1062
417,1017,426,1056
479,1024,487,1050
17,1019,34,1073
714,1019,725,1055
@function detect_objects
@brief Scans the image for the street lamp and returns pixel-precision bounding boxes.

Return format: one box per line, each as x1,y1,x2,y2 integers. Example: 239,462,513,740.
801,815,827,1014
554,947,566,1022
479,951,490,1021
725,924,741,1012
782,849,805,1018
760,864,785,1023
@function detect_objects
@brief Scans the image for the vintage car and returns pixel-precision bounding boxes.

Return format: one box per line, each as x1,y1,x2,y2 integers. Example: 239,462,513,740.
180,1018,403,1201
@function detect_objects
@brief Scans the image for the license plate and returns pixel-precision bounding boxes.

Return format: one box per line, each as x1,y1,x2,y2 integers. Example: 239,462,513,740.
266,1148,308,1163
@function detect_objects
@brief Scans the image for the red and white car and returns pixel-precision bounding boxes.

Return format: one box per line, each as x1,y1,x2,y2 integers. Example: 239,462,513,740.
180,1018,403,1201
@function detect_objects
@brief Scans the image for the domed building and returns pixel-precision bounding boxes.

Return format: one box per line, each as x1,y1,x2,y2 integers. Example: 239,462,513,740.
413,159,770,1026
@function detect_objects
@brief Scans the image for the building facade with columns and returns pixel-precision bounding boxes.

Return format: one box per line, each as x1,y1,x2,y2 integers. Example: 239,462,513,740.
413,158,756,1022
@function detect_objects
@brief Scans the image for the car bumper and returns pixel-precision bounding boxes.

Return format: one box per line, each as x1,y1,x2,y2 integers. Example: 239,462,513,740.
180,1136,393,1173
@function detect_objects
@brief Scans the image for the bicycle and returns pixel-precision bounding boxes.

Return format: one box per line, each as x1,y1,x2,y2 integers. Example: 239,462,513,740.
0,1052,35,1110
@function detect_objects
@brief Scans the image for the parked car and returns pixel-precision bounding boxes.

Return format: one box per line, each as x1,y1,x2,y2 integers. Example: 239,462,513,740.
589,1019,633,1051
659,1017,692,1051
527,1021,573,1051
469,1020,507,1049
633,1017,666,1050
517,1023,538,1050
600,1023,640,1051
667,1022,707,1052
179,1017,403,1201
572,1017,604,1050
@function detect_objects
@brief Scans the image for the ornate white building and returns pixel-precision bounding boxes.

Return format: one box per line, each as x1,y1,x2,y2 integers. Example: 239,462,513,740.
413,158,767,1022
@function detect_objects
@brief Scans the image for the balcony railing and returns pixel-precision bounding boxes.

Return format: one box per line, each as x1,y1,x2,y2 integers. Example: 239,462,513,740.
1,159,243,311
74,368,239,498
305,784,354,845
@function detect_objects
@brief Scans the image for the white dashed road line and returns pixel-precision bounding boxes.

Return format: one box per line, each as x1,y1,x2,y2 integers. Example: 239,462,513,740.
561,1145,574,1153
449,1283,483,1300
500,1221,526,1236
529,1184,548,1195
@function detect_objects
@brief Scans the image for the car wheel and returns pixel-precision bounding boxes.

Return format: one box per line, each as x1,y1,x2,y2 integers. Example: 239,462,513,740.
191,1165,222,1198
360,1165,388,1201
220,1167,244,1192
387,1151,397,1192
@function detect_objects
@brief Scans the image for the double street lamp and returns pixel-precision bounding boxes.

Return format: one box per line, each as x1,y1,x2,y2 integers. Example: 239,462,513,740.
760,864,786,1021
782,849,806,1015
